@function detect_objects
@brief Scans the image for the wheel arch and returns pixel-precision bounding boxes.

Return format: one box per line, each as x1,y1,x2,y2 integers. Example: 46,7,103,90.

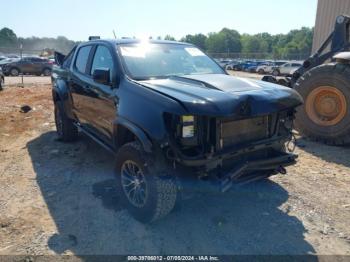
52,79,69,101
52,79,75,119
114,117,153,153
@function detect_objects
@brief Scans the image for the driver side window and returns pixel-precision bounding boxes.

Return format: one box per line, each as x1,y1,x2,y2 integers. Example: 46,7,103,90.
91,45,114,80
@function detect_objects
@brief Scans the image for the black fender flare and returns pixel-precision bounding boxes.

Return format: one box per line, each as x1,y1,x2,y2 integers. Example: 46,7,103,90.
114,117,153,153
52,79,69,101
52,78,69,102
52,79,75,119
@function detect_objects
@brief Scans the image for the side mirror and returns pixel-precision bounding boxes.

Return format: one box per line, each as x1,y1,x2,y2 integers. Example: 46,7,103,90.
92,68,111,85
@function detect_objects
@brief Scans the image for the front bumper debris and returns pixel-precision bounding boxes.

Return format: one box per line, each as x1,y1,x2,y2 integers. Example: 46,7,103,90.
177,135,289,167
220,152,297,192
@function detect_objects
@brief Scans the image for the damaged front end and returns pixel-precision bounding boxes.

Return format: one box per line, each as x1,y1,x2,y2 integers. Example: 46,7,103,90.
163,109,298,191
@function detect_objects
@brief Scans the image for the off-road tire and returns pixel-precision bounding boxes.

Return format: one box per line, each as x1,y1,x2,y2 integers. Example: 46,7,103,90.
294,63,350,145
115,142,177,223
54,103,78,142
10,68,20,76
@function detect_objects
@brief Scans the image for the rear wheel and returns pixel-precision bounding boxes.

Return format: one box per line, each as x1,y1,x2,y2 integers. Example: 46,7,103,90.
258,69,265,74
43,68,51,76
294,63,350,145
54,103,78,142
115,142,177,223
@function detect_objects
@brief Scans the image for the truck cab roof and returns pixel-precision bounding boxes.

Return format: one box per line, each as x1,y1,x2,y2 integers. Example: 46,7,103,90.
86,38,191,46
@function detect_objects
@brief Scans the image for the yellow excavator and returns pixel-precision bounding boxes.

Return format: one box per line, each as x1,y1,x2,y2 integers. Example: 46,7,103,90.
263,15,350,145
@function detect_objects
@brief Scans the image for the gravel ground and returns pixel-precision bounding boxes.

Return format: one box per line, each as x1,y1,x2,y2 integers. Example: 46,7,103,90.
0,74,349,256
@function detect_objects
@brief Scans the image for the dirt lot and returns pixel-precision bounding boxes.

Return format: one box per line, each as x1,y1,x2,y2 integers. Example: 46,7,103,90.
0,75,350,256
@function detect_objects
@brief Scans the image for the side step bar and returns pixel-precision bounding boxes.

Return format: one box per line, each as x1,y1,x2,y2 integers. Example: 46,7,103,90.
74,123,116,155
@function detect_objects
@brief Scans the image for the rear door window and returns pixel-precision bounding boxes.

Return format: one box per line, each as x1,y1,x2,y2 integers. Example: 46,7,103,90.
62,47,76,69
75,45,92,74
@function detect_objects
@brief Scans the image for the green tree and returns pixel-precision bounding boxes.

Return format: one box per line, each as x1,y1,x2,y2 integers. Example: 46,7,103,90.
180,33,207,50
272,27,314,59
0,27,18,47
164,35,176,41
205,28,241,53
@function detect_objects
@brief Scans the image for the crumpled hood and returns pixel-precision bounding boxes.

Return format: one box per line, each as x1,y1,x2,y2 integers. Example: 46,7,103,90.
138,74,303,117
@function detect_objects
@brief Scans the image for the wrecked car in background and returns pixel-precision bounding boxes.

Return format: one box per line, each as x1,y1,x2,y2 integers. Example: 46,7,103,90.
2,56,53,76
51,38,303,223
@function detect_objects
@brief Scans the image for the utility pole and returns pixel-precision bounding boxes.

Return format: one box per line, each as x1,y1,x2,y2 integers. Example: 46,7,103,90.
225,39,229,58
19,44,24,88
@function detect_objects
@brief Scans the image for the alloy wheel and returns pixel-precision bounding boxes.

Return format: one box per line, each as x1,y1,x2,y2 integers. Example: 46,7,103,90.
121,160,148,208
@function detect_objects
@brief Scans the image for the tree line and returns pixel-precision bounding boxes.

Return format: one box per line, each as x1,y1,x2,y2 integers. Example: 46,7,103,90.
0,28,77,54
0,26,313,59
177,27,313,59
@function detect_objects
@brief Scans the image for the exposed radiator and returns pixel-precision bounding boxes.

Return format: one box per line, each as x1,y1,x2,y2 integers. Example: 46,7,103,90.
220,116,269,148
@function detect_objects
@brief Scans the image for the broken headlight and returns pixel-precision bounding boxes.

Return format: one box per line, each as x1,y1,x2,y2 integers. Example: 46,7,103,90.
278,110,295,136
181,115,195,138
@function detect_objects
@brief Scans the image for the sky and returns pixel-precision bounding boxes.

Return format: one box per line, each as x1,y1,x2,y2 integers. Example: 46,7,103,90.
2,0,318,41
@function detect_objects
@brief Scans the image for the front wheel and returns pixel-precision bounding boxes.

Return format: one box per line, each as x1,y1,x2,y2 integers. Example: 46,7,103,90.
10,68,19,76
115,142,177,223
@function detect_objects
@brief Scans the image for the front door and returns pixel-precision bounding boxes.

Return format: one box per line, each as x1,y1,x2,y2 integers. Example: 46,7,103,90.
86,44,117,143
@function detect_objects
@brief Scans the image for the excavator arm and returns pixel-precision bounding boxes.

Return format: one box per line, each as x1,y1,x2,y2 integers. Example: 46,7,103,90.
263,15,350,87
291,15,350,85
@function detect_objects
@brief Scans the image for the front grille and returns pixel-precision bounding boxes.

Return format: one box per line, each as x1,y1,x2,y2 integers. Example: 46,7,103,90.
220,116,269,149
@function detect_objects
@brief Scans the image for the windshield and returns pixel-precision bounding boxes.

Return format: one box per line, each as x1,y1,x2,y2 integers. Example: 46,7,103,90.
118,43,224,80
0,58,19,65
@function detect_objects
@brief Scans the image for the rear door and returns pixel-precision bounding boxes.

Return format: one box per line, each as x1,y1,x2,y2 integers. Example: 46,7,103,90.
31,57,45,74
69,44,94,128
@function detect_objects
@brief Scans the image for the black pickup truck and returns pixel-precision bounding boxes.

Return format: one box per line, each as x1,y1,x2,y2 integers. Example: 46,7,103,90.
52,38,303,223
0,67,4,90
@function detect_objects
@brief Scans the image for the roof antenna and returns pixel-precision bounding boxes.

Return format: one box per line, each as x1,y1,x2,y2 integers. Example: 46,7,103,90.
113,30,117,39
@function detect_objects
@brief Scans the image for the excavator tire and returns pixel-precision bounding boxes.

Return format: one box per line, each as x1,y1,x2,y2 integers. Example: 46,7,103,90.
294,63,350,146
